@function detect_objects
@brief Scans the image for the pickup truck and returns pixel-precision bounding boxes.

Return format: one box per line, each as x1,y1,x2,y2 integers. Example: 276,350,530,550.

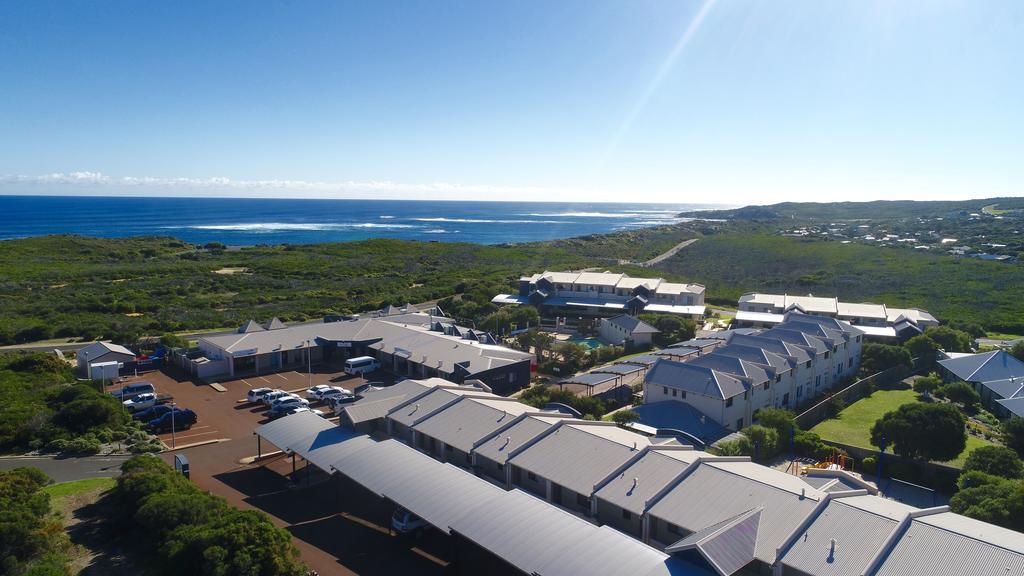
122,392,174,412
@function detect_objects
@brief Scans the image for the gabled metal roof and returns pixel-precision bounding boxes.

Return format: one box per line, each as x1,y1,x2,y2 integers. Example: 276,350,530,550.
645,359,748,400
449,489,708,576
594,448,705,516
666,507,762,576
387,386,490,428
411,396,532,453
340,378,436,425
648,461,822,563
939,350,1024,385
473,414,568,465
509,422,649,496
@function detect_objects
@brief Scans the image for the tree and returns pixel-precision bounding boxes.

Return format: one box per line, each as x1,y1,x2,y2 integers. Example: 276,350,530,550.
923,326,974,353
946,320,987,339
1011,341,1024,363
740,425,779,460
950,476,1024,531
860,343,912,375
938,381,981,411
160,333,189,349
638,314,696,347
962,445,1024,479
1003,417,1024,458
611,409,640,427
870,403,966,462
754,408,796,444
716,435,753,457
912,373,943,398
903,334,940,366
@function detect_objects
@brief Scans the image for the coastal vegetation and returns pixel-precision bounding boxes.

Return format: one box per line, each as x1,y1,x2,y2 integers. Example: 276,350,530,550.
0,467,73,575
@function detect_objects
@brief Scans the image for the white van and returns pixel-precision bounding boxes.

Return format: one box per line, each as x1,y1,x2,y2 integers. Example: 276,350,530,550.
344,356,380,376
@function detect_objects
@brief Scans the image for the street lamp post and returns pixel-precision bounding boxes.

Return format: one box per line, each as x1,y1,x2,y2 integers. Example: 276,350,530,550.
170,402,177,449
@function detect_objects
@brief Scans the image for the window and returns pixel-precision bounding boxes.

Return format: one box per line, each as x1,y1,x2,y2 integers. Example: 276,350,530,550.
736,418,744,430
764,382,770,391
726,397,734,407
815,375,821,387
824,351,830,359
848,359,853,369
856,336,862,343
776,375,781,383
509,372,516,384
805,361,812,368
797,385,803,398
783,392,790,406
622,509,632,521
663,386,668,395
527,471,538,482
668,522,683,536
672,389,677,397
680,390,686,399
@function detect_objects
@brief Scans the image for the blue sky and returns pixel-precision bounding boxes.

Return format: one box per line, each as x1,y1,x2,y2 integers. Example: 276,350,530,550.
0,1,1021,204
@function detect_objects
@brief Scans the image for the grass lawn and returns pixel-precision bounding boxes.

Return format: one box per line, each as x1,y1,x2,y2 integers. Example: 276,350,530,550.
985,331,1024,341
810,387,994,468
43,477,116,511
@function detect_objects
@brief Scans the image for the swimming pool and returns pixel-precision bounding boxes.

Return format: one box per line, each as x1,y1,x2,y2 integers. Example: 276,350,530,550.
567,337,604,350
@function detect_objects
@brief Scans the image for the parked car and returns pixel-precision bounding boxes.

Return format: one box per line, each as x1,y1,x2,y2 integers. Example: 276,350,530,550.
305,384,333,400
327,394,358,411
110,381,155,401
261,390,290,406
318,387,352,403
133,404,174,422
283,406,324,417
266,400,308,419
147,409,197,432
391,507,427,534
123,392,158,412
248,387,274,403
270,395,308,411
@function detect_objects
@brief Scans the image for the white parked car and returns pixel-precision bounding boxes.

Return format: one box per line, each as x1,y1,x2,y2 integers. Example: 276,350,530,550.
248,387,274,403
123,393,157,412
318,387,352,402
270,395,308,410
261,390,290,406
284,406,324,417
305,384,333,400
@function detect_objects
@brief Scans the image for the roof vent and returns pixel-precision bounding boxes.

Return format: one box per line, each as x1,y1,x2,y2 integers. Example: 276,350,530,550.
801,487,806,498
632,477,639,488
632,441,637,451
503,436,511,447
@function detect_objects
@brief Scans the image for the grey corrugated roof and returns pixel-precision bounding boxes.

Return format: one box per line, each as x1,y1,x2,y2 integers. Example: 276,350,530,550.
473,414,567,465
78,340,136,359
299,428,377,473
688,354,772,385
411,396,532,453
713,344,794,372
449,489,705,576
254,410,335,452
873,512,1024,576
328,438,504,534
645,359,748,400
594,448,704,516
606,314,660,334
386,387,472,428
238,320,265,333
667,507,762,576
781,496,905,576
725,333,814,364
593,363,646,376
618,353,666,367
509,423,649,496
340,379,435,424
648,461,822,562
561,372,619,386
939,350,1024,384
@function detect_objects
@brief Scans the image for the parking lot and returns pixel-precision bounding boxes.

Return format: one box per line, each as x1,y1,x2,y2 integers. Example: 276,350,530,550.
109,364,448,575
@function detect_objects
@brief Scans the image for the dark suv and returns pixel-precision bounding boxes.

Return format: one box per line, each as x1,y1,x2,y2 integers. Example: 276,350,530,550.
147,409,197,432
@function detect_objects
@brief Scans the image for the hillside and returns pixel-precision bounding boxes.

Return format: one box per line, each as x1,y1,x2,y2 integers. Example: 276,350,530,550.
679,197,1024,221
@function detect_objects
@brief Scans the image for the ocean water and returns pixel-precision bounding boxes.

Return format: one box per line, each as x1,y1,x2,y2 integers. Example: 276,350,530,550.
0,195,720,246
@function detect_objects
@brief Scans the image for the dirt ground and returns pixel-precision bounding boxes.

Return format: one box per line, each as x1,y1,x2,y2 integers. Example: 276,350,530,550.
108,365,449,575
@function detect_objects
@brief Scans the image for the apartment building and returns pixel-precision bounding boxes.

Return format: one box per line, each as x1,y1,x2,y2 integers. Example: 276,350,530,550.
737,292,938,340
644,313,864,431
491,270,706,322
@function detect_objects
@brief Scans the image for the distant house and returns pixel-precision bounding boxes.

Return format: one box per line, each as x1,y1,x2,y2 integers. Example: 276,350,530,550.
938,350,1024,418
736,292,937,340
491,270,706,324
599,314,659,347
76,341,135,377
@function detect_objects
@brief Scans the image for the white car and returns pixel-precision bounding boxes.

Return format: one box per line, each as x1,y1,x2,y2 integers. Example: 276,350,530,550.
247,387,274,403
285,406,324,417
318,387,352,402
123,393,157,412
305,384,333,400
261,390,290,406
270,395,308,410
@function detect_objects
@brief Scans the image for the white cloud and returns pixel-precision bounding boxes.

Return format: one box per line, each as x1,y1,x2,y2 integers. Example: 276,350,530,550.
0,172,602,202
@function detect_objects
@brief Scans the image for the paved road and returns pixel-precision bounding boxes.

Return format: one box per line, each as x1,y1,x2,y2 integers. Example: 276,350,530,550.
639,238,699,267
977,338,1022,348
0,455,132,483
